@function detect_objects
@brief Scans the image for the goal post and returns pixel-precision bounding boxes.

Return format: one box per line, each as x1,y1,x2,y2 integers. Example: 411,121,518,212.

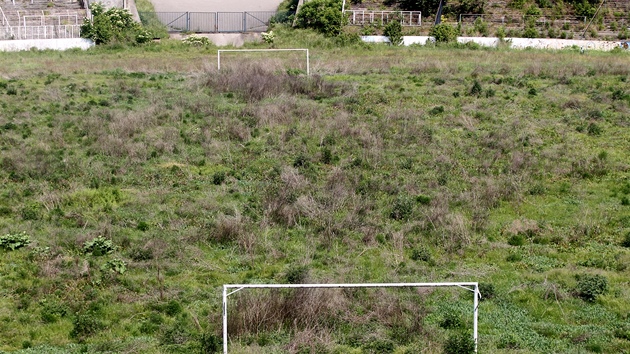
217,49,310,76
222,282,480,353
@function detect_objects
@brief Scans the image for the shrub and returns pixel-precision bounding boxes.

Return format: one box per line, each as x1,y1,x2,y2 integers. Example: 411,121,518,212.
0,232,31,251
83,236,117,256
443,331,475,354
508,234,526,246
473,18,489,36
575,274,608,302
478,282,495,301
390,195,414,220
440,312,464,329
430,23,458,43
70,312,103,341
286,265,309,284
81,3,151,45
411,247,432,262
384,18,403,46
101,259,127,275
398,0,441,14
295,0,344,37
182,35,210,46
469,80,482,96
622,232,630,248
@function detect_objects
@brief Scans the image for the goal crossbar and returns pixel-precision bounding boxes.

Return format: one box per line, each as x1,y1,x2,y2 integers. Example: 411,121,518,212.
222,282,480,353
217,49,310,76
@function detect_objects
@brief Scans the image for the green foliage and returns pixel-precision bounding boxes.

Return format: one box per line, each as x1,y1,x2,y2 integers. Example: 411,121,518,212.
572,0,596,17
575,274,608,302
430,23,458,43
509,0,526,9
384,18,403,46
623,232,630,248
295,0,344,37
0,231,31,251
70,312,103,341
443,331,475,354
83,236,116,256
440,312,464,329
101,259,127,274
390,195,414,220
473,17,489,36
285,265,309,284
478,282,495,301
469,80,482,96
397,0,441,14
410,246,432,263
81,3,151,45
40,299,69,324
525,4,542,16
182,35,210,46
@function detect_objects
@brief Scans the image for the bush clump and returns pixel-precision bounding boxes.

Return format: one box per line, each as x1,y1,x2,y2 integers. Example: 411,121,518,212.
575,273,608,302
81,3,151,45
295,0,344,37
83,236,117,256
444,331,475,354
0,232,31,251
384,17,403,46
430,23,458,43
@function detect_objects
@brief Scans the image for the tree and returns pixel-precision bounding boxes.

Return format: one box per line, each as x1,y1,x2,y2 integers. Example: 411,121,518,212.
397,0,442,14
80,3,151,45
295,0,345,36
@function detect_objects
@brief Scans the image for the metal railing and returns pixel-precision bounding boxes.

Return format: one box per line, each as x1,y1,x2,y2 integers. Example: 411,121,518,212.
459,13,587,26
0,6,15,37
345,10,422,26
20,13,80,26
139,11,281,33
11,24,80,39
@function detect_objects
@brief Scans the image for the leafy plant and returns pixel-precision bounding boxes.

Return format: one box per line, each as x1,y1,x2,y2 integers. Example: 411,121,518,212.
384,17,403,46
390,195,414,220
70,312,103,341
443,331,475,354
0,232,31,251
430,23,458,43
101,259,127,274
295,0,345,37
575,274,608,302
83,237,117,256
261,31,276,45
182,35,210,46
80,3,151,45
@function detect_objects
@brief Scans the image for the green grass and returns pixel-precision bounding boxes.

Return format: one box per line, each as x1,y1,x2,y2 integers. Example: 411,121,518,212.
0,31,629,353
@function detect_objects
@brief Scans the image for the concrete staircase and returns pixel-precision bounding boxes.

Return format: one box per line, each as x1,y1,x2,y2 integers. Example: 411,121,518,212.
1,0,86,40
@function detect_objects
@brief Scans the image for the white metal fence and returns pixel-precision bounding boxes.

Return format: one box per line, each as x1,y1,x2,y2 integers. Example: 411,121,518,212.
11,24,80,39
345,10,422,26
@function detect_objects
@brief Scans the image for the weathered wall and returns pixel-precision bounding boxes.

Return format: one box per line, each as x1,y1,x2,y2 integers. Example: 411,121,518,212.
362,36,629,51
0,38,94,52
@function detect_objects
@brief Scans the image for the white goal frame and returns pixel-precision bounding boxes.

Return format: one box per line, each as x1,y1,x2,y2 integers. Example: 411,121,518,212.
217,49,310,76
222,282,480,353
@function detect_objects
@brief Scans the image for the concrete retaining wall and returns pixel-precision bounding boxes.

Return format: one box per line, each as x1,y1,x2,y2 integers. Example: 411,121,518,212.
0,38,94,52
362,35,629,51
173,33,262,47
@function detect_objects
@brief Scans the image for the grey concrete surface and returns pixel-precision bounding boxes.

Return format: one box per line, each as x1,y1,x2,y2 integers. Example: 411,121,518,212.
148,0,284,13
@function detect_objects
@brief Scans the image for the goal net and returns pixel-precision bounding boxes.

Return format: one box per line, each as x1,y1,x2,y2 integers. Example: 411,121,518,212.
217,49,310,76
222,282,480,353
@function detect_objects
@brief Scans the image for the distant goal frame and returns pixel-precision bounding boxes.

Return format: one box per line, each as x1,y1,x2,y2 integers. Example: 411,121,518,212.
222,282,480,353
217,49,310,76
